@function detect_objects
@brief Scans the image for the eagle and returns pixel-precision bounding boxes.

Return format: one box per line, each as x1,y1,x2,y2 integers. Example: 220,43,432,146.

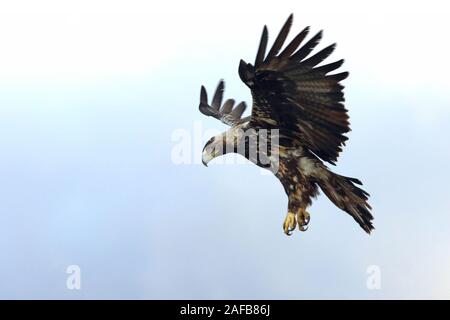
199,14,373,235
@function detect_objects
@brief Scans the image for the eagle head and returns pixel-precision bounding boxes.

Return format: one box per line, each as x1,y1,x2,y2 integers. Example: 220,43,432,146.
202,134,228,166
238,59,255,87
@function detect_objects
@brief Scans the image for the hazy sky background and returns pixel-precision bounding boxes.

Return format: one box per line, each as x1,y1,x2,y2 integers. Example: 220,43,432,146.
0,0,449,299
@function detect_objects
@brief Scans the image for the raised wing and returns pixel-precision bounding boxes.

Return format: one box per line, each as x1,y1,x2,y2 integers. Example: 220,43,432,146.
240,14,350,164
199,80,248,126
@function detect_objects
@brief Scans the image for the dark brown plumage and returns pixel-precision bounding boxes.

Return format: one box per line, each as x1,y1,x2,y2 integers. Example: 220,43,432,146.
199,14,373,235
240,14,350,165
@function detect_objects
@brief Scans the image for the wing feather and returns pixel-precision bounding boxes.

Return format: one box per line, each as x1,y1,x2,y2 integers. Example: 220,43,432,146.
211,80,224,110
254,26,268,67
199,81,247,126
231,102,247,118
220,99,235,114
290,30,322,61
265,14,293,62
240,14,350,163
279,26,310,59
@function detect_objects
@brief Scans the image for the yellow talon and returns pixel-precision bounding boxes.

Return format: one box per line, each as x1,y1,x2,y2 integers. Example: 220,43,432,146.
283,212,296,236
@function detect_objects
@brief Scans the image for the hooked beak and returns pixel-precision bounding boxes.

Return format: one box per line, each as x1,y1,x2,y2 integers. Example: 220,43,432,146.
202,150,214,167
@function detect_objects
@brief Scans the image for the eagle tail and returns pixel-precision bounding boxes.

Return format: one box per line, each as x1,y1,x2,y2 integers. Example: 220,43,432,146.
318,171,374,234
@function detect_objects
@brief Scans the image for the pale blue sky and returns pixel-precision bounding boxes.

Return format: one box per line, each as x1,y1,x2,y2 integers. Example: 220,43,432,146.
0,1,449,299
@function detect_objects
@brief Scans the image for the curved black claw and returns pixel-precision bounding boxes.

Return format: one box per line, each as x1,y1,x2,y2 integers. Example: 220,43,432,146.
287,224,296,236
298,224,309,232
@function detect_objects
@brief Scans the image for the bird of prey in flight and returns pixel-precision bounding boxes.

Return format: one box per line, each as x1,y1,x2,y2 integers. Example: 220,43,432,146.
199,14,373,235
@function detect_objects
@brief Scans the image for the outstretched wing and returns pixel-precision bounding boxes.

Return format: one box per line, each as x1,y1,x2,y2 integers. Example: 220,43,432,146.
240,14,350,164
199,80,248,126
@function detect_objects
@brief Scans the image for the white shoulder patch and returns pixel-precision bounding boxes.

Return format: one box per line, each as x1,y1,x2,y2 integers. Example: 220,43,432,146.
298,157,329,180
298,157,317,176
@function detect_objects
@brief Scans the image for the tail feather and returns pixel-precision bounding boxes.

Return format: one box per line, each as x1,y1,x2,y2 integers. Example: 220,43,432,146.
319,171,374,234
